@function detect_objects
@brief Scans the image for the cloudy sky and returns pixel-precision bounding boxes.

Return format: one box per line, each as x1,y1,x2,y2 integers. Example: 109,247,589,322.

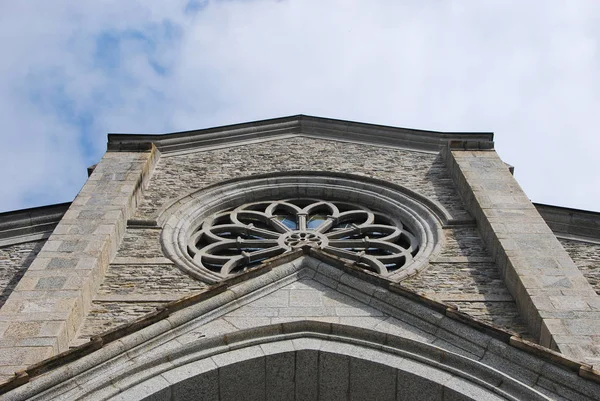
1,1,599,213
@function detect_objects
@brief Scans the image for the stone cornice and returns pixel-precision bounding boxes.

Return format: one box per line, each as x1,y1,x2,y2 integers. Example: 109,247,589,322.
0,202,70,247
107,115,494,153
535,203,600,243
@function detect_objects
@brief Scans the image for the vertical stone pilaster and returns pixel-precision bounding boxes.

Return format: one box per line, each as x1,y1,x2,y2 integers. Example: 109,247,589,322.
445,145,600,367
0,144,159,380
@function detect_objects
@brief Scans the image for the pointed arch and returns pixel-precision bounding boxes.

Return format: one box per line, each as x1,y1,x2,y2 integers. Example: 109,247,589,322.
7,257,597,401
35,322,549,401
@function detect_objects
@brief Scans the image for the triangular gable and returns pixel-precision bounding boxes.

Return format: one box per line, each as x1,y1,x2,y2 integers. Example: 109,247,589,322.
171,255,505,362
195,262,437,349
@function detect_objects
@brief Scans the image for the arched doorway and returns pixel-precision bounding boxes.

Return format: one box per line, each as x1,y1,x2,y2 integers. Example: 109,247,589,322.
95,323,549,401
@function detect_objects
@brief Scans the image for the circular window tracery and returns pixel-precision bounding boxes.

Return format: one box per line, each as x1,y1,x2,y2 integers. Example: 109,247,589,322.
187,198,419,277
160,172,444,284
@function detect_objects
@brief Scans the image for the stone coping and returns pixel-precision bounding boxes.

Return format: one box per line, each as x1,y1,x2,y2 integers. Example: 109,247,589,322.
1,247,599,397
0,202,70,247
107,115,494,153
535,203,600,243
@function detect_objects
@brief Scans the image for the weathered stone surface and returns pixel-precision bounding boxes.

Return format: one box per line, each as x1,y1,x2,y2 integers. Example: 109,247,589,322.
217,276,434,348
76,301,163,339
451,301,529,336
74,220,207,340
219,357,266,401
5,255,600,401
114,228,164,259
3,121,600,400
439,227,489,257
349,358,396,401
93,139,517,343
69,214,205,342
403,262,507,297
136,137,470,221
402,261,529,337
560,238,600,295
74,260,205,339
295,349,319,401
0,148,158,374
446,148,600,366
265,352,295,401
97,264,206,296
402,227,530,337
0,240,46,308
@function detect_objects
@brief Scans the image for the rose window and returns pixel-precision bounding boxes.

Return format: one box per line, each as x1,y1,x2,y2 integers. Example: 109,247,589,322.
187,198,419,277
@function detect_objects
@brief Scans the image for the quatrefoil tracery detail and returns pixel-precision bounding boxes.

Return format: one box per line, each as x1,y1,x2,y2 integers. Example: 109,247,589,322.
187,199,419,277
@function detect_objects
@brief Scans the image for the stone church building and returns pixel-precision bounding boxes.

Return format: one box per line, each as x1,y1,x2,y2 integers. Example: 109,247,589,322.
0,115,599,400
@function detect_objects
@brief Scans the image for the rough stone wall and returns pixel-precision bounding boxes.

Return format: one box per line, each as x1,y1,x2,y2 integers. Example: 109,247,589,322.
76,227,206,341
438,227,489,257
112,228,165,259
135,137,471,221
0,240,46,309
78,138,530,343
76,302,163,340
402,227,531,338
97,264,205,297
560,238,600,295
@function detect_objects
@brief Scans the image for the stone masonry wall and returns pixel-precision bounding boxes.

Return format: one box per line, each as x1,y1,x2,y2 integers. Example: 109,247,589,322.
97,264,205,297
76,302,163,340
0,148,157,380
0,240,46,309
76,228,206,342
77,138,531,345
560,238,600,295
112,228,165,259
135,137,471,221
402,227,530,338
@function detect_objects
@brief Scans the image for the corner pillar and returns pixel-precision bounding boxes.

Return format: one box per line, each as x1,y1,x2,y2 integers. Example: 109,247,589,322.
0,144,158,380
444,143,600,367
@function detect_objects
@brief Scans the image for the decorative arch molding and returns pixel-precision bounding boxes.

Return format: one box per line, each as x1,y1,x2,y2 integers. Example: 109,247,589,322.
7,255,598,401
17,322,551,401
159,171,447,283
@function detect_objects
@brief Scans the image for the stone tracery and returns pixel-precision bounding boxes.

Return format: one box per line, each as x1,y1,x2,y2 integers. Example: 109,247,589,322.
187,198,419,276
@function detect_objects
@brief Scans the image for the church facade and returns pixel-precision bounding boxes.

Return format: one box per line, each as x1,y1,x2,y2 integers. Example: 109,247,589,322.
0,115,599,400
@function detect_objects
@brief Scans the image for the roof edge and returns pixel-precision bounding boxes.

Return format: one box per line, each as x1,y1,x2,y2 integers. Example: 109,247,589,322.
535,203,600,243
107,115,494,154
0,202,71,246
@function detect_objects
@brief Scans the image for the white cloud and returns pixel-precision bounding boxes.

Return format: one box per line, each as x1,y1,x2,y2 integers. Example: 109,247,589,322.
0,0,599,212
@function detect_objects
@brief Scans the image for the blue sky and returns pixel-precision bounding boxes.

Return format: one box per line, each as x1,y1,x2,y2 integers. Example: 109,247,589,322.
1,1,599,213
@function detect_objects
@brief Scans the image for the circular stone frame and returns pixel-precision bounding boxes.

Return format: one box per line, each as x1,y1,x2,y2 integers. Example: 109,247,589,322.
159,172,445,283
